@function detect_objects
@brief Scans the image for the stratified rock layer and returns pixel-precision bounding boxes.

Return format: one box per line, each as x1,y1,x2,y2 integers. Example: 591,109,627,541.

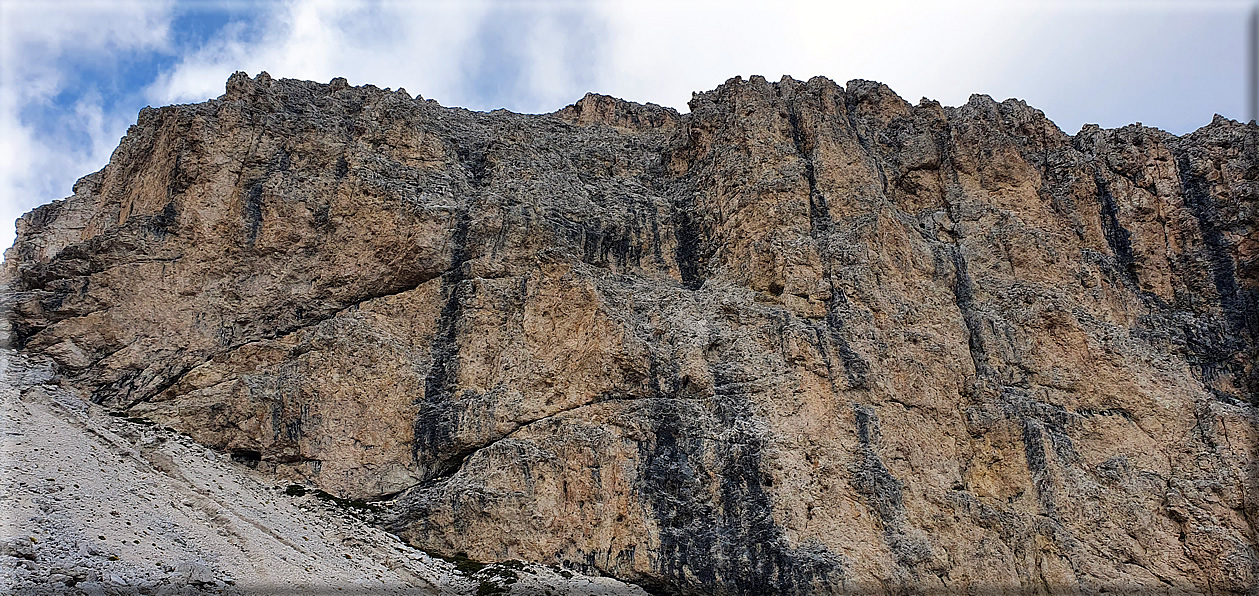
4,72,1257,594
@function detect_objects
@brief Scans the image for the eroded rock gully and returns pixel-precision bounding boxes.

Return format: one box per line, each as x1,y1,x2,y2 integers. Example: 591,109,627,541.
3,71,1256,594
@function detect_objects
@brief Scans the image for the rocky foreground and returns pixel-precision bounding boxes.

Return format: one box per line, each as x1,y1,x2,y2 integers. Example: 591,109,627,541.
3,72,1257,594
0,349,646,595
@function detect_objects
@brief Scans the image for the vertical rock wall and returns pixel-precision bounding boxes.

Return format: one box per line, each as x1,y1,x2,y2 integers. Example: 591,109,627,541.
4,72,1256,594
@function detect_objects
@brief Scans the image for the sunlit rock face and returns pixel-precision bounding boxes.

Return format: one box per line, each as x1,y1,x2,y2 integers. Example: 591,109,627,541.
5,71,1256,594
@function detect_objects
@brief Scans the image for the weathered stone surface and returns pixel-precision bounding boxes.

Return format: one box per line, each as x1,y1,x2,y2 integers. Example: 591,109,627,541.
0,348,646,596
3,71,1256,594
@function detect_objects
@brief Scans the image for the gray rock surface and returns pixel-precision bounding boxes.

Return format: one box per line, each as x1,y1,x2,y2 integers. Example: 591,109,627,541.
0,349,645,595
3,71,1257,594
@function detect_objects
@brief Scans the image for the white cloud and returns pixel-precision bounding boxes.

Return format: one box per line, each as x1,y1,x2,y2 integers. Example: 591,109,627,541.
586,0,1029,111
2,0,1251,255
0,0,175,254
3,0,607,255
983,1,1250,134
145,1,613,113
147,1,496,107
589,0,1249,132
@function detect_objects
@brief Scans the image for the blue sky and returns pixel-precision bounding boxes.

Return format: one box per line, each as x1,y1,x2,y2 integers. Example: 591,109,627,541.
1,0,1254,252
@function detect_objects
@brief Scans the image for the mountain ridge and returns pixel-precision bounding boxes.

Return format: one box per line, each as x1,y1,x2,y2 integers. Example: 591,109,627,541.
4,71,1256,594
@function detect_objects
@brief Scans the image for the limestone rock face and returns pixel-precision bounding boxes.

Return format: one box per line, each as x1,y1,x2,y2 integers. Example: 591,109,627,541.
4,72,1257,594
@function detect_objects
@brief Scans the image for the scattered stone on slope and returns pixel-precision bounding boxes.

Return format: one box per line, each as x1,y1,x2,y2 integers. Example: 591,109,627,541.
0,349,646,596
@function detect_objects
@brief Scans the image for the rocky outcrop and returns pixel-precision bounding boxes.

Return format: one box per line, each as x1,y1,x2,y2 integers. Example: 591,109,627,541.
0,349,646,596
3,71,1256,594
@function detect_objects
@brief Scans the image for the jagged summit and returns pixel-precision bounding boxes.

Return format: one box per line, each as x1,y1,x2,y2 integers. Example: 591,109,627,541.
207,70,1238,139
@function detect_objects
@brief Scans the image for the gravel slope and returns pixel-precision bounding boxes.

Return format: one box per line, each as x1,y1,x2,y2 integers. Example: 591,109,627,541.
0,349,645,596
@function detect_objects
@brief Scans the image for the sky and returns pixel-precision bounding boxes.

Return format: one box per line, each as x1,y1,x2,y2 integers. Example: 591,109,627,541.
0,0,1254,252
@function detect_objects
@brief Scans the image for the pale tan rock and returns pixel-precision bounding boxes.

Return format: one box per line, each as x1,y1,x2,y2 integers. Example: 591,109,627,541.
3,72,1256,594
0,349,646,596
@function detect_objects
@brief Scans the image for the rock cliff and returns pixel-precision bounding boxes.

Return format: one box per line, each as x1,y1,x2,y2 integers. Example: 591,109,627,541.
0,348,646,595
3,71,1257,594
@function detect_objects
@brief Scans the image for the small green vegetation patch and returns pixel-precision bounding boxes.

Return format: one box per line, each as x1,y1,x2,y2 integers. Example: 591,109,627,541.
476,581,507,596
312,489,380,512
473,564,521,596
107,412,155,425
497,560,527,571
424,552,531,595
284,483,381,512
430,551,487,575
472,560,527,595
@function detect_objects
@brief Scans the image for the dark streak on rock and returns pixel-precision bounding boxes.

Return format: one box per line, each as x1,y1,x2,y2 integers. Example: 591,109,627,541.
243,181,264,245
786,96,870,389
946,245,991,378
412,208,473,480
673,197,705,290
850,404,934,572
411,137,490,479
1173,151,1259,403
638,361,845,595
143,202,180,240
1092,173,1140,288
579,219,642,271
1021,418,1057,516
